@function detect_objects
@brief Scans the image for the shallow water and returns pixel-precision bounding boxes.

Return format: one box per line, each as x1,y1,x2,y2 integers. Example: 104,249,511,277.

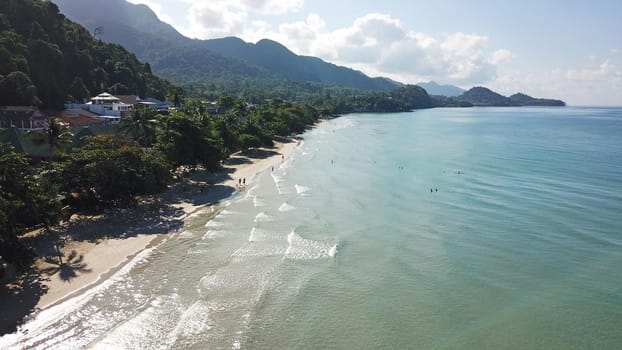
2,107,622,349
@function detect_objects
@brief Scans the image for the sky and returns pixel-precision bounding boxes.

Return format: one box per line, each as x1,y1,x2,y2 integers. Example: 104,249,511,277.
127,0,622,106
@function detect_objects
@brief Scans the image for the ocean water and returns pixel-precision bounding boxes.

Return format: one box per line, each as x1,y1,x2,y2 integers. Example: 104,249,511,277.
2,107,622,349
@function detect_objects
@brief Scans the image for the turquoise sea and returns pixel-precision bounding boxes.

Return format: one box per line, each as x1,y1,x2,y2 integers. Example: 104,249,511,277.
2,107,622,349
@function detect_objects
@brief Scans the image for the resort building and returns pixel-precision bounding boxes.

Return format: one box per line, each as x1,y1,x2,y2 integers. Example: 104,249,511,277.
81,92,133,117
0,106,48,130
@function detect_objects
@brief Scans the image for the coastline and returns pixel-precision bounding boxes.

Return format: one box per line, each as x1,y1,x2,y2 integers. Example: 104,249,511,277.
0,137,301,336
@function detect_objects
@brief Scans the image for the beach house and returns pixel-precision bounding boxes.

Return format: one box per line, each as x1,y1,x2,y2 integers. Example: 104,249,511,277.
81,92,132,118
0,106,48,130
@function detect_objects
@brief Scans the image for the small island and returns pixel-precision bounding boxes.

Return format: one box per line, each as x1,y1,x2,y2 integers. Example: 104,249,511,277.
436,86,565,107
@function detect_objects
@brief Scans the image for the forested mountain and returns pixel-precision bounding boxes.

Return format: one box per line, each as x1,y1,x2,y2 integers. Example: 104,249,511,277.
508,93,566,106
202,37,398,91
52,0,400,92
0,0,175,109
416,81,465,97
456,87,565,107
458,87,513,106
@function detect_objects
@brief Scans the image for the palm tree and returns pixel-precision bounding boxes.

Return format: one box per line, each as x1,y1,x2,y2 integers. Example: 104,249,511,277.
44,117,73,162
118,105,157,147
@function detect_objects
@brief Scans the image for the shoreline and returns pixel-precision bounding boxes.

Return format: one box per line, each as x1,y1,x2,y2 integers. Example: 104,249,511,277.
0,137,302,336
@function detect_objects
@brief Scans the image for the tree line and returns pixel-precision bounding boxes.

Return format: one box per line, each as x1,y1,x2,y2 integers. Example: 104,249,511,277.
186,80,436,115
0,98,321,272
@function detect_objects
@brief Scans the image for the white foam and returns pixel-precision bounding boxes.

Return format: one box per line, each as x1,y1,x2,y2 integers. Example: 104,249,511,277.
279,157,295,170
248,228,256,242
284,230,338,260
254,212,273,223
333,117,357,130
270,172,284,184
244,190,253,200
171,300,212,340
276,186,286,195
247,184,259,195
0,246,160,349
272,173,290,195
202,230,222,240
278,202,296,212
89,294,182,349
253,196,265,207
177,231,194,239
250,228,271,242
205,220,223,228
295,184,311,195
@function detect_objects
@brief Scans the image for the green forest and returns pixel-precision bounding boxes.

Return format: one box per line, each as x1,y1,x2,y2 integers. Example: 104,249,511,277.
0,0,440,272
0,0,177,109
1,98,322,271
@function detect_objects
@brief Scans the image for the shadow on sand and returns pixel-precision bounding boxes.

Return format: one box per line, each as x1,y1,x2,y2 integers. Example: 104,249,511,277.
0,145,284,336
41,250,92,282
0,270,48,335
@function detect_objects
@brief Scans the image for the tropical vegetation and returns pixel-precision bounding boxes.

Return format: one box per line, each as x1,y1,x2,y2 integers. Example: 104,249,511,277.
0,96,324,271
0,0,177,109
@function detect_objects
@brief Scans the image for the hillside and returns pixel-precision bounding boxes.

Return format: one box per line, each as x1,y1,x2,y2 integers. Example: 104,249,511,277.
456,87,565,107
509,93,566,106
458,87,513,106
0,0,175,109
202,37,398,91
416,81,464,97
52,0,400,92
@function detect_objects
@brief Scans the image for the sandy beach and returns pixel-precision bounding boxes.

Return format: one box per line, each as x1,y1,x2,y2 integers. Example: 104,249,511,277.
0,138,299,336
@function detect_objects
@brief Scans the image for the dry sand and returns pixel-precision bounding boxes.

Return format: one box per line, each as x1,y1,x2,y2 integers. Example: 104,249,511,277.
0,138,299,335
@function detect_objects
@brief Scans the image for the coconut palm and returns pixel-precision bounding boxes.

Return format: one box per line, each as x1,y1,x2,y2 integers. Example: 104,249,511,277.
41,117,73,162
118,105,157,147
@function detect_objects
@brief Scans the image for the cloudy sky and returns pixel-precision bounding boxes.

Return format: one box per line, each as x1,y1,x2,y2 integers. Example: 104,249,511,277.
128,0,622,106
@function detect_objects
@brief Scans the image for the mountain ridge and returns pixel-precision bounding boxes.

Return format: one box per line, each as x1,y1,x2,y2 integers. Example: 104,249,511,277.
456,87,565,107
51,0,399,92
417,81,465,97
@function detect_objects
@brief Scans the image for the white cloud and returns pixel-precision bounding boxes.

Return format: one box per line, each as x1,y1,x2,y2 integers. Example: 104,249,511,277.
170,0,303,39
491,49,513,65
490,59,622,106
269,14,511,86
126,0,175,25
241,0,304,15
184,2,249,39
129,2,621,105
146,2,510,86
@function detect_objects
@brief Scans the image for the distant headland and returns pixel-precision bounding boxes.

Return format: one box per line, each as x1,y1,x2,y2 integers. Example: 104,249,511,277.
427,85,566,107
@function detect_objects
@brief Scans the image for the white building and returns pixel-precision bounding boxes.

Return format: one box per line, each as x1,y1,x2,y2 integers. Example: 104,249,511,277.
82,92,133,117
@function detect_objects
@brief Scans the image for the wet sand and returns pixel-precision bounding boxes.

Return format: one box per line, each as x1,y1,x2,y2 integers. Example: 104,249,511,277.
0,139,299,336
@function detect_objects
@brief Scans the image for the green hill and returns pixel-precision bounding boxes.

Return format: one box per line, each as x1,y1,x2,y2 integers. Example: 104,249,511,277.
456,87,565,107
509,93,566,106
416,81,465,97
0,0,176,109
202,37,398,91
458,87,513,106
52,0,400,93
